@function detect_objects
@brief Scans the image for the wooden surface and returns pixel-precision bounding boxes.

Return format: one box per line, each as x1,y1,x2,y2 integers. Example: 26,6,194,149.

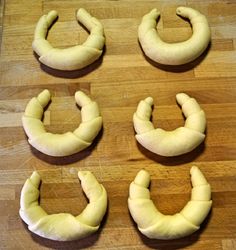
0,0,236,249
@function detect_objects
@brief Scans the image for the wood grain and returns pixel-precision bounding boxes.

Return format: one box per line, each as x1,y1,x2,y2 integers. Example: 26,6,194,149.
0,0,236,249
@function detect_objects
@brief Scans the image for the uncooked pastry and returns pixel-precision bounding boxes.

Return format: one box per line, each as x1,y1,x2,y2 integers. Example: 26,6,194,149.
22,89,102,156
19,171,107,241
128,166,212,239
138,6,211,65
133,93,206,156
32,8,105,70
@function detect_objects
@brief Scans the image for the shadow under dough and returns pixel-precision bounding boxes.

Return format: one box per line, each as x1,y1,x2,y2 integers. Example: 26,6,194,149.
30,126,104,166
28,175,109,249
138,13,211,72
136,140,206,166
33,46,106,79
139,41,211,73
127,188,213,250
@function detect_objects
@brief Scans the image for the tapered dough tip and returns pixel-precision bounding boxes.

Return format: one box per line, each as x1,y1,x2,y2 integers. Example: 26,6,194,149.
31,171,40,178
30,171,41,187
176,7,185,15
38,89,51,98
75,91,92,106
176,6,203,20
134,170,150,188
76,8,96,29
190,165,199,173
144,97,154,106
78,171,94,183
176,93,190,106
78,170,89,179
37,89,51,108
41,89,50,95
190,166,208,187
176,6,194,17
142,8,159,21
46,10,58,23
151,8,158,13
76,8,88,16
48,10,58,17
150,8,160,16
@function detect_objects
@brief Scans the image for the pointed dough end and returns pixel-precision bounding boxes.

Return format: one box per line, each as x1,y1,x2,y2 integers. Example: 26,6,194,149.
190,166,208,186
48,10,58,17
75,91,92,106
144,97,154,106
30,171,41,187
78,171,90,180
134,170,150,188
149,8,160,18
37,89,51,108
46,10,58,25
176,93,190,106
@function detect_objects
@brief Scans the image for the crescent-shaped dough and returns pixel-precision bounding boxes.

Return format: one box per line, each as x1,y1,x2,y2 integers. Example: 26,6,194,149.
19,171,107,241
22,89,103,157
128,166,212,239
32,8,105,70
133,93,206,156
138,7,211,65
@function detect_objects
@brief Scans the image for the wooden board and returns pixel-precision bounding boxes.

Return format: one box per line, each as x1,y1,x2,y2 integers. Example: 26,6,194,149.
0,0,236,249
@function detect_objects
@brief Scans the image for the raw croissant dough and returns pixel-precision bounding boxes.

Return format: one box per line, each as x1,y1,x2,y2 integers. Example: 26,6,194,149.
133,93,206,156
19,171,107,241
138,6,211,65
128,166,212,239
32,8,105,70
22,89,102,156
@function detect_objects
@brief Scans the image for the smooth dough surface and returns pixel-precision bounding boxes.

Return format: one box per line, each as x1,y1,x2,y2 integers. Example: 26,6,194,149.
138,6,211,65
22,89,102,156
133,93,206,156
128,166,212,239
19,171,107,241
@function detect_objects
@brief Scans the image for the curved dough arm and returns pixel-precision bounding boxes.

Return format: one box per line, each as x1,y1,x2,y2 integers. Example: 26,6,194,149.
19,171,107,241
22,90,103,157
32,8,105,70
138,6,211,65
133,93,206,156
128,166,212,239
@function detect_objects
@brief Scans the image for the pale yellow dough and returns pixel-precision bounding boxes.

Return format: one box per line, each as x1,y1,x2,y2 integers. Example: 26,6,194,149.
19,171,107,241
128,166,212,239
133,93,206,156
32,8,105,70
22,90,102,156
138,7,211,65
